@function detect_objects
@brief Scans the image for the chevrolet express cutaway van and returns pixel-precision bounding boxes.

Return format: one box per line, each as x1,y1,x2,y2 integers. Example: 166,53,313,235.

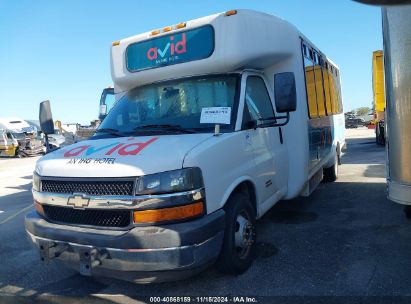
25,9,345,283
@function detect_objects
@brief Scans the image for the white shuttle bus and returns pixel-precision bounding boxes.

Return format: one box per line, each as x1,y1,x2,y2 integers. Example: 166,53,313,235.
26,10,345,282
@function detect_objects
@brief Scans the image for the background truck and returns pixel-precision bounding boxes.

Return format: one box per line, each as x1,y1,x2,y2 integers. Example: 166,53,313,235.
355,1,411,210
372,50,385,145
382,6,411,211
48,87,116,145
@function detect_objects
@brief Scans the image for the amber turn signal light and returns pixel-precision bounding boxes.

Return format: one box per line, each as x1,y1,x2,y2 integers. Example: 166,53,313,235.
35,202,44,216
133,202,204,223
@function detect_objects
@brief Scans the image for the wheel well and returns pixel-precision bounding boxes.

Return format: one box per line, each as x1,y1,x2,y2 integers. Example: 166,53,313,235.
230,181,257,214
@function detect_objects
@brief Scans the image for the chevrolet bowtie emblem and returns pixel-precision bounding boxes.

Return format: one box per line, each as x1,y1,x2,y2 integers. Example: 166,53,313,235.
67,194,90,208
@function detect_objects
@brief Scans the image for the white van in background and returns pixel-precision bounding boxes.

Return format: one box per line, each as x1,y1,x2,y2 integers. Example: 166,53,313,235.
26,10,345,283
0,117,44,157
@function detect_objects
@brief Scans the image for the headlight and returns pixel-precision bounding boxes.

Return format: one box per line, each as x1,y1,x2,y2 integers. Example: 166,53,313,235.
136,167,203,195
32,172,41,191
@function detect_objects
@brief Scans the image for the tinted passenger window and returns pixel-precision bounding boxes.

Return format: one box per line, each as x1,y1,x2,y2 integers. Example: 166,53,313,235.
243,76,275,128
322,64,332,114
313,52,326,117
302,41,344,118
303,48,318,118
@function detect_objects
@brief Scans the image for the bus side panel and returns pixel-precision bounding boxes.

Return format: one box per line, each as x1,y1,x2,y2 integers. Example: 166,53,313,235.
301,39,345,176
308,116,333,172
332,112,346,152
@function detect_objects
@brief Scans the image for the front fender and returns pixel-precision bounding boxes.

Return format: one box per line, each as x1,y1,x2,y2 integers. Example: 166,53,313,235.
219,176,258,211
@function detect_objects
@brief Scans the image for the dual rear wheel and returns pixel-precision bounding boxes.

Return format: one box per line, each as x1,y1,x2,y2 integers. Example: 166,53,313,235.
323,150,339,183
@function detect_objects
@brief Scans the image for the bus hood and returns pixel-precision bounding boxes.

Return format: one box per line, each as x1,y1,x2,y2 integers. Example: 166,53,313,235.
36,134,213,178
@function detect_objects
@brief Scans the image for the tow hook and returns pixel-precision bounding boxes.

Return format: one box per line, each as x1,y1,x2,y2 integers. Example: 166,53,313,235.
39,241,68,263
79,248,108,276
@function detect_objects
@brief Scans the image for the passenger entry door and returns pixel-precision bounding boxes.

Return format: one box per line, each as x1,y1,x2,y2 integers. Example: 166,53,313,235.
241,74,287,209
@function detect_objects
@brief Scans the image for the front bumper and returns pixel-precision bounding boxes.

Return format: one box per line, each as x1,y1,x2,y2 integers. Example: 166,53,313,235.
25,209,225,283
20,146,44,156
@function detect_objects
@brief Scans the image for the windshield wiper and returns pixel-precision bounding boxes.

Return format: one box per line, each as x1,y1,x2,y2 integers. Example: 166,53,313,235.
95,128,125,137
132,124,197,134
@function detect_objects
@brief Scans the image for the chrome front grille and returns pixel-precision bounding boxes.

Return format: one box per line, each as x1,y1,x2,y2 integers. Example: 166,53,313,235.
41,179,135,196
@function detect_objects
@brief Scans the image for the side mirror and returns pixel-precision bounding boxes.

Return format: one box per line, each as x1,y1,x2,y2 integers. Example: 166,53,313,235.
274,72,297,113
39,100,54,135
99,104,107,118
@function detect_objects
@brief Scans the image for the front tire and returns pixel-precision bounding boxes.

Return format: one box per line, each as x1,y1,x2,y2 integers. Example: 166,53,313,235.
216,192,256,275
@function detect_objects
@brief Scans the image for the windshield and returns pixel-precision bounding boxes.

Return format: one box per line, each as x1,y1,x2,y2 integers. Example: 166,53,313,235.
96,75,239,137
11,132,26,140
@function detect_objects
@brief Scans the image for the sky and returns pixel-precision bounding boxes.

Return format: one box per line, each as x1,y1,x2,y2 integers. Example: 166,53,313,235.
0,0,382,124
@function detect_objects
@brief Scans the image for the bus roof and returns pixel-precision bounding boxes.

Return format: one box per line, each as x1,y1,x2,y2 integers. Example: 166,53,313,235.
110,9,303,92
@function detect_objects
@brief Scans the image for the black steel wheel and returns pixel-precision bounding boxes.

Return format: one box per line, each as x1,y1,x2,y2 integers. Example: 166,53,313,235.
216,192,256,274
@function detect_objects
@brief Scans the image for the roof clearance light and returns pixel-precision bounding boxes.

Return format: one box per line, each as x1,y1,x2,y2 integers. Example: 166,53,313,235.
112,41,120,46
225,10,237,16
151,29,161,36
175,22,186,29
163,26,173,32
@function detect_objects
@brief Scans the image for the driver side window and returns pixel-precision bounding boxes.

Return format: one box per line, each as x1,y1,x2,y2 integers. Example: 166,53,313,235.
242,76,275,129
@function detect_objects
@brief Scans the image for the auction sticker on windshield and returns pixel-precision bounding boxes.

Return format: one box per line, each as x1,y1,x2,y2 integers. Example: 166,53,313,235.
200,107,231,124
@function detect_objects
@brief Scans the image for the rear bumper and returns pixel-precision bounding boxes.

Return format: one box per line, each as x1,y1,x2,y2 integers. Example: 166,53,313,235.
25,209,225,283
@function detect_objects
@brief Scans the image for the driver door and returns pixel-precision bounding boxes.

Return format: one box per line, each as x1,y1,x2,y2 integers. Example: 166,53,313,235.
241,73,286,208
